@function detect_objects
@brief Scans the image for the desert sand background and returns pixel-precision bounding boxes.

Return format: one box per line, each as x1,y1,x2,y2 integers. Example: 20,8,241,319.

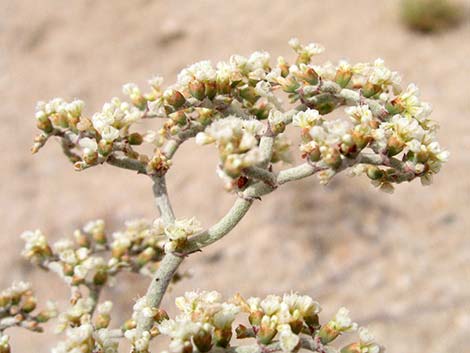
1,0,470,352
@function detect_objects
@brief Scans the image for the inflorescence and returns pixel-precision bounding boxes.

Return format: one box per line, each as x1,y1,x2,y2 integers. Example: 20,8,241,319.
5,39,449,353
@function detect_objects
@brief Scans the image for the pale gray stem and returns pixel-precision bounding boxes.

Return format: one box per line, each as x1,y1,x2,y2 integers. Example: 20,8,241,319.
152,176,175,224
136,175,178,336
106,155,147,174
185,197,253,252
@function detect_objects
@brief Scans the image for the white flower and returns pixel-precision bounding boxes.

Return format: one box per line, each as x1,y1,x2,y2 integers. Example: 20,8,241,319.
333,307,357,332
279,329,300,352
99,125,120,142
293,109,321,129
148,76,164,88
177,60,216,85
97,301,113,315
213,303,240,328
260,295,281,316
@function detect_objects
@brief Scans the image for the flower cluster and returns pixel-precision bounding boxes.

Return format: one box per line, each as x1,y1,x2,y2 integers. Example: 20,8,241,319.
21,219,175,290
32,39,447,193
0,281,57,352
123,291,382,353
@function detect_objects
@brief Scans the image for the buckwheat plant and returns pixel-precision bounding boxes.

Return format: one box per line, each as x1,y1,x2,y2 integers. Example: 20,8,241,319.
3,39,448,353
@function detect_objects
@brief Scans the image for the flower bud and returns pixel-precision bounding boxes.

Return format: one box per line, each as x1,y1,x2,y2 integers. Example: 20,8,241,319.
93,267,108,286
165,90,186,108
205,81,217,100
298,67,319,85
95,314,111,329
128,133,143,145
304,313,320,329
169,111,188,126
189,80,206,100
319,322,340,345
340,343,362,353
153,308,169,323
386,136,405,156
193,330,213,352
239,86,258,103
214,327,232,348
366,166,384,180
335,68,353,88
123,319,136,331
257,325,277,345
235,324,252,339
98,140,113,157
249,310,264,327
289,319,304,334
362,82,381,98
21,295,37,313
36,116,53,134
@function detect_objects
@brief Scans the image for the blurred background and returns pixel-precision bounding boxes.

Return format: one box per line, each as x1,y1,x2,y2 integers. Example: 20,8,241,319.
1,0,470,352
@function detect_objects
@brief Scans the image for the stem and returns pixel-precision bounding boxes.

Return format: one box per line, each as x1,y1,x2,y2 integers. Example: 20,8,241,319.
152,176,176,224
136,175,178,336
185,197,253,252
106,155,147,174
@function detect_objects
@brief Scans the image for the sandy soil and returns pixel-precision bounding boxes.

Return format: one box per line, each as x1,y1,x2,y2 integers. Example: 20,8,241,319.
1,1,470,352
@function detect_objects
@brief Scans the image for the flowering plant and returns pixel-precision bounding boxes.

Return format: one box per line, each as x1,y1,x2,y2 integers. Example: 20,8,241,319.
2,39,447,353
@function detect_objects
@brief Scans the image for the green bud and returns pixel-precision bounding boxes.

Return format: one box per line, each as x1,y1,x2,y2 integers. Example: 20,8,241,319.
165,90,186,108
257,325,277,345
189,80,206,100
93,267,108,286
304,313,320,330
128,132,143,145
205,81,217,99
319,322,340,345
309,94,339,115
239,86,258,103
340,343,362,353
214,327,232,348
367,166,384,180
335,69,353,88
98,140,113,157
21,295,37,313
248,311,264,327
387,136,405,156
299,67,319,85
169,111,188,126
362,82,381,98
36,116,53,134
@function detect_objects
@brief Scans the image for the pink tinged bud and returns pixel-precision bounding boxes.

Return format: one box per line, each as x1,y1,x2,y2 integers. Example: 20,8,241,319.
340,342,362,353
362,82,381,98
193,330,213,352
335,69,353,88
98,140,113,157
249,310,264,326
169,111,188,126
36,116,53,134
235,324,253,339
386,136,405,157
257,325,277,345
166,90,186,108
319,322,340,345
189,80,206,100
205,81,217,99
